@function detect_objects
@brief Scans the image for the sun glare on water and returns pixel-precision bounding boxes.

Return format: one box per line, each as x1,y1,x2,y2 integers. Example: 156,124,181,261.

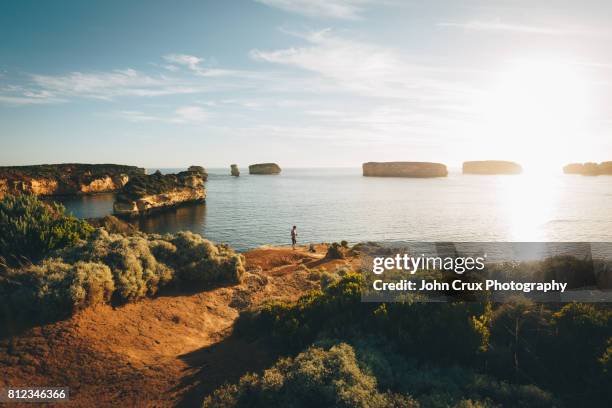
482,59,590,174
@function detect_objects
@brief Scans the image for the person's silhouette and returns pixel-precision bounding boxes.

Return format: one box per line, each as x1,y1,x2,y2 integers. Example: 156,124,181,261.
291,225,297,250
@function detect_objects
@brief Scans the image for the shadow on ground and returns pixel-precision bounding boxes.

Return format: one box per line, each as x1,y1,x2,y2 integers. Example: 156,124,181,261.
174,330,280,407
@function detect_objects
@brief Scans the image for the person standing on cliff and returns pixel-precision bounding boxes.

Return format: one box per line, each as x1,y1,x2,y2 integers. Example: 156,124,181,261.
291,226,298,250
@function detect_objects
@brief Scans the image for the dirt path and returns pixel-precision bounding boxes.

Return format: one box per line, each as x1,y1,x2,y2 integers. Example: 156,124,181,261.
0,245,354,407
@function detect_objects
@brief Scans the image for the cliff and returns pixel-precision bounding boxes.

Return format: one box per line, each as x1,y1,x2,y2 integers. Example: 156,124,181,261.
0,164,144,198
249,163,281,175
231,164,240,177
362,162,448,178
563,162,612,176
113,169,206,217
463,161,523,175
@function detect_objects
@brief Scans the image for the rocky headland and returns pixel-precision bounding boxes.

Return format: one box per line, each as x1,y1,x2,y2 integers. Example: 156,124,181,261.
362,162,448,178
0,164,144,199
231,164,240,177
463,160,523,175
563,162,612,176
113,167,206,217
249,163,281,175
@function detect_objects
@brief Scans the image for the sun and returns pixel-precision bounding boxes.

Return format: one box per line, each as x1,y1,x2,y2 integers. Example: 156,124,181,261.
481,59,590,174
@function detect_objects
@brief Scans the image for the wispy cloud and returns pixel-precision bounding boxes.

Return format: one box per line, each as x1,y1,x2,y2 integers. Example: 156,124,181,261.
0,85,65,106
0,54,270,106
437,20,591,36
162,53,248,77
118,105,209,124
163,54,203,71
250,29,481,100
254,0,377,20
30,68,199,100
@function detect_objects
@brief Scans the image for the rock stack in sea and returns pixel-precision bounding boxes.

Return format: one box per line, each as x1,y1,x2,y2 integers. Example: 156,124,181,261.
187,165,208,180
113,168,206,217
462,161,523,175
362,162,448,178
563,162,612,176
231,164,240,177
249,163,281,175
0,163,145,199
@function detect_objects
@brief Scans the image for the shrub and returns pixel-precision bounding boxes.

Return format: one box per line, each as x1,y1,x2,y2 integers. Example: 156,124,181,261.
69,261,115,310
1,259,113,323
202,342,418,408
59,229,174,301
58,230,245,301
326,242,346,259
0,194,93,267
320,271,340,289
167,231,245,286
1,228,246,329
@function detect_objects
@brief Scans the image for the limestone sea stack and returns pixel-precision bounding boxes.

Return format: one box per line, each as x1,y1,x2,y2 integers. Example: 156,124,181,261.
113,169,206,217
249,163,281,175
462,161,523,175
362,162,448,178
563,162,612,176
187,165,208,181
231,164,240,177
0,163,144,199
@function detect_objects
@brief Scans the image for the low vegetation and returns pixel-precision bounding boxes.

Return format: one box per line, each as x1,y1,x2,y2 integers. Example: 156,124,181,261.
232,273,611,407
0,194,245,329
0,194,93,267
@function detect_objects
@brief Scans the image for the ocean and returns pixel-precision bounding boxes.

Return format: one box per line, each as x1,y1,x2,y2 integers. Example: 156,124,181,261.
52,168,612,252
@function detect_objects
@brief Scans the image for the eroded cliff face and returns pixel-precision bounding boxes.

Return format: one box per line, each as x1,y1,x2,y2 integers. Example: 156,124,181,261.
0,164,144,198
249,163,281,175
463,161,523,175
113,170,206,217
563,162,612,176
362,162,448,178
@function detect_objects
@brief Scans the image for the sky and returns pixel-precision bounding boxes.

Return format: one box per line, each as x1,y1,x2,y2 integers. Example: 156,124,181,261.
1,0,612,170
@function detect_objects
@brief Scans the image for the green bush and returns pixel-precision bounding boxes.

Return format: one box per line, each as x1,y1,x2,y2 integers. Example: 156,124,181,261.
203,342,418,408
238,274,483,366
167,231,245,286
0,194,93,267
59,229,245,302
1,259,113,323
233,273,612,406
203,337,556,408
59,229,174,301
1,227,245,328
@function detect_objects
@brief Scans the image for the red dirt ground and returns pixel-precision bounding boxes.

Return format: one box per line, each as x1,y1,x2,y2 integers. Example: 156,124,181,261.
0,245,358,407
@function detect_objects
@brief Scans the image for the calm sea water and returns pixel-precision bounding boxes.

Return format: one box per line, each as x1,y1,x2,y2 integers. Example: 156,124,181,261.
53,168,612,252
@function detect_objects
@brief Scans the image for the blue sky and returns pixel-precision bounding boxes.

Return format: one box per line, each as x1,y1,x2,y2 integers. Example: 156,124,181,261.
1,0,611,169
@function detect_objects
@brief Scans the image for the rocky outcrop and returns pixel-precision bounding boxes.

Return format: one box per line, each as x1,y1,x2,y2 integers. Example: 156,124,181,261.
231,164,240,177
463,161,522,175
187,165,208,181
113,169,205,217
563,162,612,176
0,164,144,199
362,162,448,178
249,163,281,175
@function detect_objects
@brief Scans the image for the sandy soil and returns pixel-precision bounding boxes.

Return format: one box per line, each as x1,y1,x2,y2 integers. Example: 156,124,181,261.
0,244,357,407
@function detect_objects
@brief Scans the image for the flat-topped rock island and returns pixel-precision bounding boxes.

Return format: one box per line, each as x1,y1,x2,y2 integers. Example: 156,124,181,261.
249,163,281,175
113,167,206,217
563,162,612,176
463,160,523,175
362,162,448,178
0,163,144,199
